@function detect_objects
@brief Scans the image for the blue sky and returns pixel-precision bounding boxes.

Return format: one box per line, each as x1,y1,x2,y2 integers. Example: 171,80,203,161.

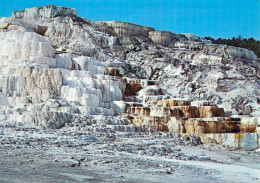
0,0,259,40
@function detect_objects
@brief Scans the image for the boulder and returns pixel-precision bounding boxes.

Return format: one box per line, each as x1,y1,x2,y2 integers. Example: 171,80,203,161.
0,22,9,29
149,31,187,47
183,33,200,41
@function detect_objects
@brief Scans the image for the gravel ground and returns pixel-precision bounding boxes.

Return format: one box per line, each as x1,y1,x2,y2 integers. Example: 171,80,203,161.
0,127,259,183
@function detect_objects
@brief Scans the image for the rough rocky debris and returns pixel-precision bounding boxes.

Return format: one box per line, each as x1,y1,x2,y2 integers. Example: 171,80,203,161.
0,5,259,152
1,126,259,182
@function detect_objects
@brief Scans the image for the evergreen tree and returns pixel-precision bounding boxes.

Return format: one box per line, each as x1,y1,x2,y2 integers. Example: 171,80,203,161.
203,36,260,58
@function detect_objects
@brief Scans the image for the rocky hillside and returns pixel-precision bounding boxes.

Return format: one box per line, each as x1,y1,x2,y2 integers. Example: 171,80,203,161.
1,6,260,182
0,5,259,132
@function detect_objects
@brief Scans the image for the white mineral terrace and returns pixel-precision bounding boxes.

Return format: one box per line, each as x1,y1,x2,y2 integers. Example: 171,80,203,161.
0,5,259,182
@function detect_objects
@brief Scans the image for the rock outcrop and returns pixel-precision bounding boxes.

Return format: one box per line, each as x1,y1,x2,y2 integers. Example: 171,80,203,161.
149,31,187,47
0,5,259,150
0,29,125,128
12,5,77,21
97,21,155,37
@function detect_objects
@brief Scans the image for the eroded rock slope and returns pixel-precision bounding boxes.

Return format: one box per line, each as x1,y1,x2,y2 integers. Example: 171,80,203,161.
0,5,259,149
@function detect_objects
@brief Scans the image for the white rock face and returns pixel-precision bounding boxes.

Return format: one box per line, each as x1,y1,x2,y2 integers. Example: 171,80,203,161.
168,117,180,133
17,66,63,103
12,5,77,21
226,46,257,61
0,5,259,130
97,21,155,37
149,31,187,47
0,31,54,61
0,22,126,128
0,22,9,29
183,33,200,41
138,85,166,97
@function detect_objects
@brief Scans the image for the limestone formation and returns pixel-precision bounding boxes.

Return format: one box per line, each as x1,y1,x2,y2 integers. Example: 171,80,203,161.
12,5,77,21
148,31,187,47
97,21,155,37
0,5,259,150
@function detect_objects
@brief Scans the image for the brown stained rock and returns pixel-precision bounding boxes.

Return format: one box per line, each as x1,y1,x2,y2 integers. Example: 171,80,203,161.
239,125,257,133
127,106,174,117
34,25,48,36
124,84,229,137
154,100,191,107
170,106,224,118
132,116,143,125
204,121,223,133
107,67,122,77
125,102,143,107
150,107,172,117
132,116,170,131
124,83,142,97
126,107,150,116
125,95,226,136
198,107,225,118
184,119,223,136
222,121,240,133
184,120,206,136
171,106,199,118
118,79,127,96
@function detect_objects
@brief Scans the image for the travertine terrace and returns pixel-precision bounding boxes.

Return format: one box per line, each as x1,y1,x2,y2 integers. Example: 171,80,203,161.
0,5,259,149
0,5,259,182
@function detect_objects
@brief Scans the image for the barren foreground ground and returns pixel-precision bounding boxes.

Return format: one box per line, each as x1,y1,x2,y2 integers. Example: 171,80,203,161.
0,127,259,183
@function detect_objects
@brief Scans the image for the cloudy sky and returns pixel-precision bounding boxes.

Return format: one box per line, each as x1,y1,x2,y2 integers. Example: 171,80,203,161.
0,0,259,40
